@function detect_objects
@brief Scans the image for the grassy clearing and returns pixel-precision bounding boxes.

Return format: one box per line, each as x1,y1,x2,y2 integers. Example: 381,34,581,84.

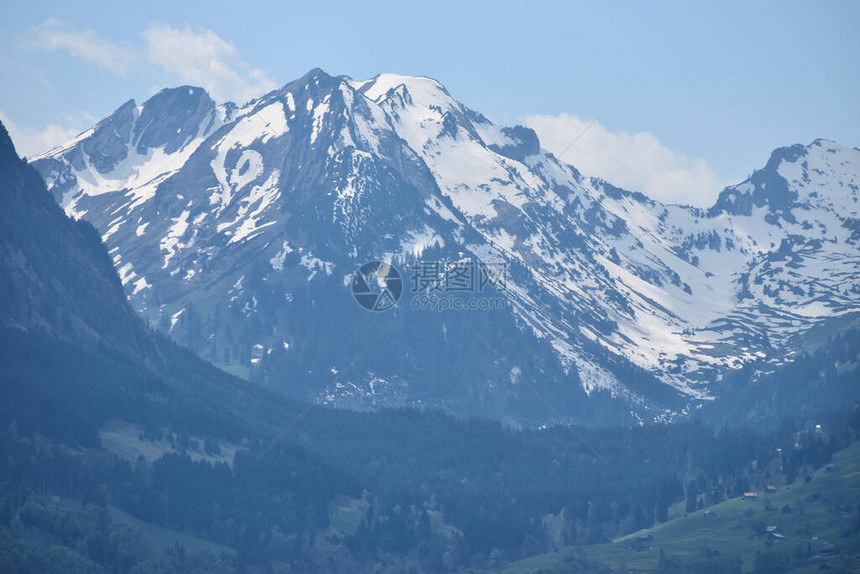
99,419,240,467
506,441,860,573
329,497,366,537
107,505,236,556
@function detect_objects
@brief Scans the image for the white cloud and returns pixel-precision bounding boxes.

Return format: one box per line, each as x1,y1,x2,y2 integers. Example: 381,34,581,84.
26,19,137,76
0,110,84,157
11,22,277,153
524,113,726,207
142,24,276,104
22,20,275,105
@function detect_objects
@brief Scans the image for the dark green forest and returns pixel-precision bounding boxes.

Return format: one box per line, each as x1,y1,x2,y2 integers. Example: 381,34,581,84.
1,325,858,572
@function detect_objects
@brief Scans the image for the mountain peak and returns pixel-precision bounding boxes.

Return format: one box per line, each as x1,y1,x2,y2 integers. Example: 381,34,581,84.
282,67,337,92
0,120,17,161
710,138,857,219
267,67,350,105
811,137,842,148
763,142,807,171
134,85,217,154
301,67,331,81
356,73,451,105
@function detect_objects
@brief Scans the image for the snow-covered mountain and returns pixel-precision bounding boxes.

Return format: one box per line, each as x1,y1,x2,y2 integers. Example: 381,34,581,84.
31,69,860,425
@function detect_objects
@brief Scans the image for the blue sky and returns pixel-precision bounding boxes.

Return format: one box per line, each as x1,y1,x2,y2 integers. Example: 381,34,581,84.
0,0,856,205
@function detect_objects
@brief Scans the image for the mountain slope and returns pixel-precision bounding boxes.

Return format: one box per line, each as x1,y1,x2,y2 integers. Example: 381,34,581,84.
30,69,860,425
0,117,155,357
4,115,860,569
506,439,860,573
0,118,326,446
